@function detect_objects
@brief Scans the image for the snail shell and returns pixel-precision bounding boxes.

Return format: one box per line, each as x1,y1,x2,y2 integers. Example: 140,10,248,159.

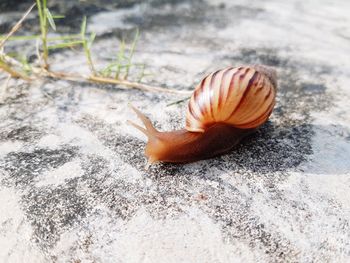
186,65,277,132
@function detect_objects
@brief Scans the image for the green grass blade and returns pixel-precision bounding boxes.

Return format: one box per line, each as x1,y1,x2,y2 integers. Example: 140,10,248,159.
129,28,139,59
36,0,49,68
81,16,87,37
0,34,81,42
52,15,65,19
124,28,139,79
137,63,145,82
87,32,96,49
48,40,83,50
48,34,80,41
45,8,56,31
20,55,32,73
80,16,96,74
166,97,191,107
0,35,40,41
115,39,125,79
36,0,44,26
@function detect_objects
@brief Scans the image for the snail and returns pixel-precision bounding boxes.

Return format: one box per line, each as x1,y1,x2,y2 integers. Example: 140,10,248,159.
128,65,277,165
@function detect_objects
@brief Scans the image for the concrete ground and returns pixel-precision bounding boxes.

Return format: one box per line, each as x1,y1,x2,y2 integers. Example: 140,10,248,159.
0,0,350,262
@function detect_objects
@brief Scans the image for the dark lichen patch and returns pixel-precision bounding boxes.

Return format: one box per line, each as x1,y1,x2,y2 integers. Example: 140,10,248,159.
0,0,105,34
0,125,44,142
124,1,263,32
75,114,148,170
21,181,91,249
0,22,13,36
1,146,78,187
0,0,33,12
181,175,303,261
79,154,193,220
277,70,332,118
216,122,314,174
79,155,138,219
0,83,30,106
77,154,190,221
124,7,207,30
230,48,288,67
47,1,106,33
0,84,54,130
301,83,327,94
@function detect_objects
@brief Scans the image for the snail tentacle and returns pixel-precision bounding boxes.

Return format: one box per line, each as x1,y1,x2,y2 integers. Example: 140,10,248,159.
128,104,158,139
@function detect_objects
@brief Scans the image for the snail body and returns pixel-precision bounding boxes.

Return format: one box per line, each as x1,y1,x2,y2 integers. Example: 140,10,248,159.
129,65,277,164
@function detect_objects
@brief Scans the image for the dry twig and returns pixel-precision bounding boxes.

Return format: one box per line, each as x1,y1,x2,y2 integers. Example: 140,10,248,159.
44,70,192,95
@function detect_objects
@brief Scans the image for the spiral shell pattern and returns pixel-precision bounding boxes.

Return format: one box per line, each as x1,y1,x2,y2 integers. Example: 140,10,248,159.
186,65,277,132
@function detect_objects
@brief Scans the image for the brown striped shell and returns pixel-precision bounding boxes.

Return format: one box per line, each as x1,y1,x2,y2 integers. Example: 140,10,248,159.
186,65,277,132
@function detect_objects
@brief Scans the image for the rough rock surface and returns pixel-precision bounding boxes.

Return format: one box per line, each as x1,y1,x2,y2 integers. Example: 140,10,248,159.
1,0,350,262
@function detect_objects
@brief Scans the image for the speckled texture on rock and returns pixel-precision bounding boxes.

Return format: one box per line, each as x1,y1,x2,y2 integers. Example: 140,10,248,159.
0,0,350,262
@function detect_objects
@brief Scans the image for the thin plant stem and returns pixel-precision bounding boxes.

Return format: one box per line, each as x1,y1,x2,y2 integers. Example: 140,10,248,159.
81,16,96,75
166,96,191,107
48,40,84,50
124,28,139,79
115,39,125,79
0,34,81,42
36,0,49,69
88,75,191,94
137,63,146,82
44,70,191,95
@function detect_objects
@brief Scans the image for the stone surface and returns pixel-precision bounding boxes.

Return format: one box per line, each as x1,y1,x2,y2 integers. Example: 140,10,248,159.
1,0,350,262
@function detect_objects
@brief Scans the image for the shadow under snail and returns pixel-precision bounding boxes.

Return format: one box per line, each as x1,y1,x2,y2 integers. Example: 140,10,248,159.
128,65,277,166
